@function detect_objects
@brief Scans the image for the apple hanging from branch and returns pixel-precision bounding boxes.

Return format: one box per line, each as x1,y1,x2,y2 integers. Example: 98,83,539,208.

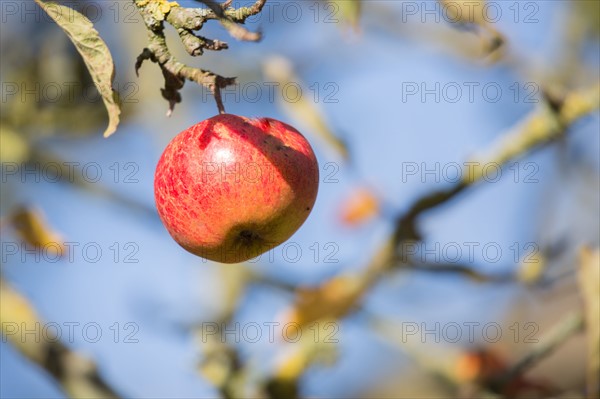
154,114,319,263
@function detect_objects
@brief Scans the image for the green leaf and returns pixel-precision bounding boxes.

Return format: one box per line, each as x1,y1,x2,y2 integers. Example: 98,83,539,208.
34,0,121,137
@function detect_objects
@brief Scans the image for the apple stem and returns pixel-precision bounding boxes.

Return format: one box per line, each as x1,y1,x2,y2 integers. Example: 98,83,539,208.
214,85,226,115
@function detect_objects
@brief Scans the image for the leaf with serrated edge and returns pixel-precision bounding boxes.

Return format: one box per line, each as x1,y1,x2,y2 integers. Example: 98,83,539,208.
35,0,121,137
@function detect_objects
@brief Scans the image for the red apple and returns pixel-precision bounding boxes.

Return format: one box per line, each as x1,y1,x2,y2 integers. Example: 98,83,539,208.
154,114,319,263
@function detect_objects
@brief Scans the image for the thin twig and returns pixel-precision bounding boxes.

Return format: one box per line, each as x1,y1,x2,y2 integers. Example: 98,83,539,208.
197,0,265,41
501,311,584,383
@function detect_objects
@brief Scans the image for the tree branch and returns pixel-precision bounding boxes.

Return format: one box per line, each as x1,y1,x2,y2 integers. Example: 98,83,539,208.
196,0,265,41
133,0,265,115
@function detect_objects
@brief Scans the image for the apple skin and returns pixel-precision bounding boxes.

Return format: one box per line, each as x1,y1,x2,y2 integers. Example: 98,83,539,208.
154,114,319,263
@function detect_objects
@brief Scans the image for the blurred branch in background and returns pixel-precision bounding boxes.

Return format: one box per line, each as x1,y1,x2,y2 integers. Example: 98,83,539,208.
0,207,114,398
499,311,584,390
205,83,600,397
577,247,600,399
262,56,349,161
196,265,252,399
549,1,600,88
0,277,121,398
438,0,505,56
369,312,500,398
328,0,362,33
0,37,124,140
364,1,504,63
186,80,599,397
284,83,600,326
2,206,66,256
